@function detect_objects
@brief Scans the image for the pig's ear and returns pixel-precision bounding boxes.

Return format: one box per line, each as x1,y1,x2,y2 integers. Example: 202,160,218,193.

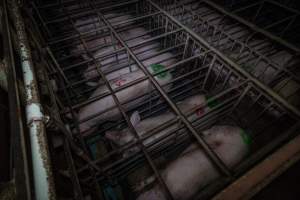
105,131,121,142
130,111,141,127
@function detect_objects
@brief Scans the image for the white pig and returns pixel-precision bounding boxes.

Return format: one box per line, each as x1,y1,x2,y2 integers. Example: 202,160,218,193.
105,94,211,156
75,14,177,86
136,125,250,200
74,13,135,58
77,66,173,134
83,27,176,85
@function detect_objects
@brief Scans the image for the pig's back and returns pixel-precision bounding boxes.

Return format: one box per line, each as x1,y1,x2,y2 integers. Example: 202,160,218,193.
162,149,219,200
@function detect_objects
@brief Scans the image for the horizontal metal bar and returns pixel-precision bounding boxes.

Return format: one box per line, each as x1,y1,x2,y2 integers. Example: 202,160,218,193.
265,0,300,15
44,0,139,24
102,0,232,177
213,122,300,200
202,0,300,53
152,0,300,117
232,1,264,13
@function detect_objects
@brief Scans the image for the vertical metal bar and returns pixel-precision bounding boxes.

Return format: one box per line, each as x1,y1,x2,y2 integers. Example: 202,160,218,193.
150,0,300,117
63,139,85,200
41,60,85,199
91,0,231,176
11,0,56,199
2,0,32,199
251,1,265,22
54,4,103,196
280,15,297,37
63,2,174,198
202,55,217,90
201,0,300,53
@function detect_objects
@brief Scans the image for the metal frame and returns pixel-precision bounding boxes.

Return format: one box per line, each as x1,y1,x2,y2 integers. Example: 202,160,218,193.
24,0,300,199
213,122,300,200
211,0,300,48
10,0,56,199
2,0,32,199
154,0,300,111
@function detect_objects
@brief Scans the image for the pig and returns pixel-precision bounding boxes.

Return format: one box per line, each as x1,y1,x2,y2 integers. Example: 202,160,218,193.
136,125,250,200
175,0,298,82
241,50,296,84
74,14,177,86
105,94,210,156
74,13,135,58
77,66,173,134
83,27,176,85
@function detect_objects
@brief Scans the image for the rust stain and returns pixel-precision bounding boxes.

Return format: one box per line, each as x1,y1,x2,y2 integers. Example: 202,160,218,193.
12,1,56,199
36,123,56,200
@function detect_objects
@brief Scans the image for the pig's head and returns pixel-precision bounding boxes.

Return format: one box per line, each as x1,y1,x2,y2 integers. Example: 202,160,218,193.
203,125,250,168
105,111,141,147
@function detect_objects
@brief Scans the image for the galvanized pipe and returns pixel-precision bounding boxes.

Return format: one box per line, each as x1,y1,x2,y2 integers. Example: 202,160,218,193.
11,0,56,199
2,0,32,198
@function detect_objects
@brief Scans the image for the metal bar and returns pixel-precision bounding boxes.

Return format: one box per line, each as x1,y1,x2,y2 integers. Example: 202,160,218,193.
62,2,175,198
53,13,104,196
265,0,300,15
76,62,208,135
251,1,265,22
11,0,56,199
77,80,247,174
40,60,86,199
44,0,138,25
202,0,300,53
230,1,262,13
2,0,32,199
63,139,84,200
166,0,300,86
280,15,297,37
264,15,297,30
94,0,232,176
151,0,300,117
48,11,161,45
213,123,300,200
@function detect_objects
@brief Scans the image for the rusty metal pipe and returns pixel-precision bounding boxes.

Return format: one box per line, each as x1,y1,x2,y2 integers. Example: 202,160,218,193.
11,0,56,199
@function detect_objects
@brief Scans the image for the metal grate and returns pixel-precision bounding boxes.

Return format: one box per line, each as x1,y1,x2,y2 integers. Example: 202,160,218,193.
209,0,300,47
28,0,300,199
154,0,300,109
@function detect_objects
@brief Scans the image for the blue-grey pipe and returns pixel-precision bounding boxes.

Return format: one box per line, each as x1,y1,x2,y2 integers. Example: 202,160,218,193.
11,0,56,199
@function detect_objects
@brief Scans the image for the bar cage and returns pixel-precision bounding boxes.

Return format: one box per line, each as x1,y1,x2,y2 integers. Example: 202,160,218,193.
6,0,300,199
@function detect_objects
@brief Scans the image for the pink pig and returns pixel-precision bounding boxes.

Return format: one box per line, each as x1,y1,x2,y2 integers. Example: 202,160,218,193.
136,125,250,200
